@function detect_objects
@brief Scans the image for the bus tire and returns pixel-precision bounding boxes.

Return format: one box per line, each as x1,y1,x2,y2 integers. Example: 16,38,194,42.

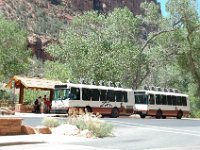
156,110,162,119
177,110,183,119
85,106,92,113
140,114,146,118
111,108,119,118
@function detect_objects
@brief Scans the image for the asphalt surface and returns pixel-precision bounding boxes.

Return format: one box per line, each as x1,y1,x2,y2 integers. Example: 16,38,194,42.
0,113,200,150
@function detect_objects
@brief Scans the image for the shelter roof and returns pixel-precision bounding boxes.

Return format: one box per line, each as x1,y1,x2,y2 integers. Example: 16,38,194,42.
6,76,62,90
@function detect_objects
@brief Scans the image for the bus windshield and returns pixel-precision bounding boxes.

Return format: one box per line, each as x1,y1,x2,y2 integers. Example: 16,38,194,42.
135,94,148,104
54,89,70,100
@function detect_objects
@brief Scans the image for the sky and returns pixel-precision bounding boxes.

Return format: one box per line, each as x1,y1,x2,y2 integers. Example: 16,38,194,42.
157,0,200,16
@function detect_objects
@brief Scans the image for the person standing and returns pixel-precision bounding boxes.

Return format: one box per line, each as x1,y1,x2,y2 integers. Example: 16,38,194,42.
38,96,44,113
33,98,40,113
46,97,51,113
43,95,51,113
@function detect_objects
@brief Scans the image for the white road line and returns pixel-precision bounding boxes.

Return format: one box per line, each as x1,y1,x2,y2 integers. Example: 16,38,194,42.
142,127,200,137
110,120,200,137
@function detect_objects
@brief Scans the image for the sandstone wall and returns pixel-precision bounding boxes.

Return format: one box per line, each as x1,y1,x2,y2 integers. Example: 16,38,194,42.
0,118,22,135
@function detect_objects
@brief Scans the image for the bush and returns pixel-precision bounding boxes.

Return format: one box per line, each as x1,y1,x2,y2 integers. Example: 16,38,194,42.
24,89,49,104
68,114,113,138
0,89,14,101
68,116,87,130
42,117,61,128
189,95,200,118
0,84,16,101
87,118,113,138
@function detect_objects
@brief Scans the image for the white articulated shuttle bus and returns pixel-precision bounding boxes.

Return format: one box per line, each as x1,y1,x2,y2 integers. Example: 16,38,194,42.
51,82,134,118
133,88,190,119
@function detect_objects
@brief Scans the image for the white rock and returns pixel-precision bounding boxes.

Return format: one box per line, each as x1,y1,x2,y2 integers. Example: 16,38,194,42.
51,124,79,135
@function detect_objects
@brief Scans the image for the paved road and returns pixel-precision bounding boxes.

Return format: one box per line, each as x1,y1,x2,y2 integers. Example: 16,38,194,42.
59,117,199,150
2,115,200,150
86,118,200,150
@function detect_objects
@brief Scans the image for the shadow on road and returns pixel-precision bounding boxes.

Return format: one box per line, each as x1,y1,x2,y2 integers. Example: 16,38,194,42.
0,141,46,147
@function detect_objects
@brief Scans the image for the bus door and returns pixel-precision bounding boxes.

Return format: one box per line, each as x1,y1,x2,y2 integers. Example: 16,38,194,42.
134,92,148,114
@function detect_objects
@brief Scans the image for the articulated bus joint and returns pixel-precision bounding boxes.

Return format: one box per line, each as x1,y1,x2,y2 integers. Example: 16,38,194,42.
134,110,148,115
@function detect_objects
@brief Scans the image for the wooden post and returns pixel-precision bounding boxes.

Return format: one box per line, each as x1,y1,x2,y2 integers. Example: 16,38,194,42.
19,84,24,104
50,89,54,101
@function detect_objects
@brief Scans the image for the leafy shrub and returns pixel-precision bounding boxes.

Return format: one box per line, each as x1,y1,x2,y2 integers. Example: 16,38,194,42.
24,89,49,104
68,116,88,130
68,114,113,138
0,90,14,100
87,118,113,138
42,117,61,128
0,84,16,101
189,95,200,118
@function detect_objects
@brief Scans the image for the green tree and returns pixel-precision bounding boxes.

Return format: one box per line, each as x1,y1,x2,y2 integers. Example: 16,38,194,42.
137,0,200,117
161,0,200,94
0,16,31,81
44,61,71,82
140,0,200,93
47,6,163,89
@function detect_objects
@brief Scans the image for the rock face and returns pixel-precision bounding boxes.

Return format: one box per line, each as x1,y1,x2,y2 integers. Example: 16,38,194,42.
70,0,159,15
27,34,55,61
0,0,160,60
38,0,159,60
0,0,4,6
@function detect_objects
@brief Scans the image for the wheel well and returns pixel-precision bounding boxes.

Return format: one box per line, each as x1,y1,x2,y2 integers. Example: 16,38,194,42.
177,110,183,119
157,109,162,114
112,107,119,113
85,106,92,113
113,107,119,111
178,110,183,113
111,107,119,118
177,110,183,116
155,109,162,119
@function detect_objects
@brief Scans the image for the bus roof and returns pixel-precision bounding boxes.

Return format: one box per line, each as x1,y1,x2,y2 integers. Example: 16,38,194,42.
134,90,188,97
54,83,133,92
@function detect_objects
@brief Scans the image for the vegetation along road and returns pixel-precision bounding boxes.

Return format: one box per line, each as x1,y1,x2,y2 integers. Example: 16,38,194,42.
22,116,200,150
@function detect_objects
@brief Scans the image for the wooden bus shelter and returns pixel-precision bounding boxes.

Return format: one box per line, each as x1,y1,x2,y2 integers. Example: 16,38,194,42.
6,76,62,112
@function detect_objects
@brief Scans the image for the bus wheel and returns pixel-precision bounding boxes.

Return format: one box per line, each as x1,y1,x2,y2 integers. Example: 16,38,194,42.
140,114,146,119
162,116,166,119
177,111,183,119
111,108,119,118
85,106,92,113
156,110,162,119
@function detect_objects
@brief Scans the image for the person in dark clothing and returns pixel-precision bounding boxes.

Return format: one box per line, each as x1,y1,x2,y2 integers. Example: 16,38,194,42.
33,98,41,113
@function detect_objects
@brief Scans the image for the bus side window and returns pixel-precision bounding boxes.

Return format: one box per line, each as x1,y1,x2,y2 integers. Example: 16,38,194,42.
167,96,172,105
156,95,161,105
82,88,91,101
172,96,177,105
70,88,80,100
116,91,123,102
92,89,100,101
182,97,187,106
149,94,155,105
177,96,182,106
123,92,128,102
100,90,107,101
107,90,115,102
161,95,167,105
